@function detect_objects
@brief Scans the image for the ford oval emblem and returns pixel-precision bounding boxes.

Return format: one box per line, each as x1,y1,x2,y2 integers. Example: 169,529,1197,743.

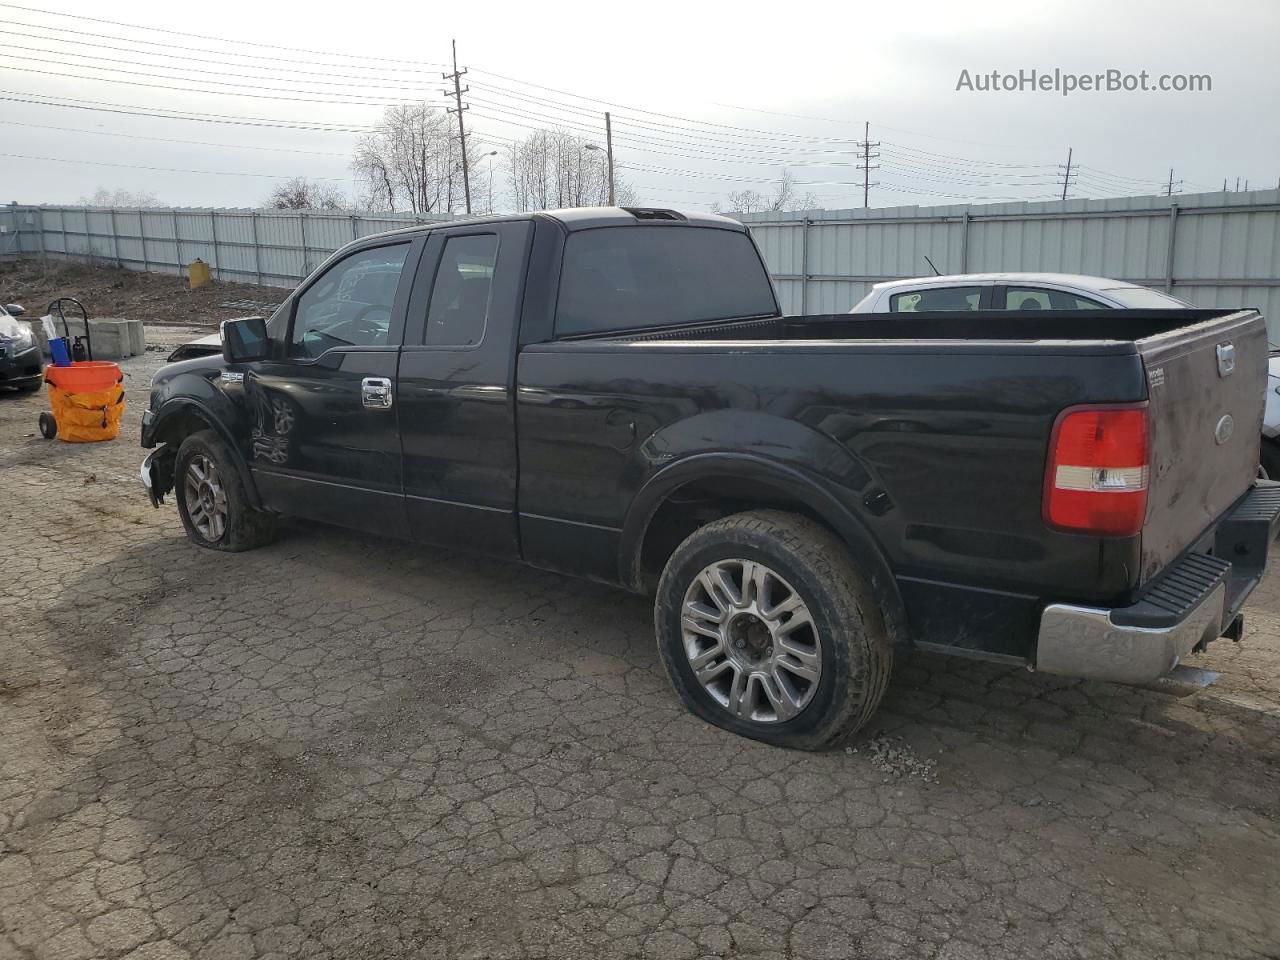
1215,414,1234,445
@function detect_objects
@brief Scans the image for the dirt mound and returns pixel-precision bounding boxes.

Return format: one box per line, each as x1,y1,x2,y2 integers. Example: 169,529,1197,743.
0,259,286,328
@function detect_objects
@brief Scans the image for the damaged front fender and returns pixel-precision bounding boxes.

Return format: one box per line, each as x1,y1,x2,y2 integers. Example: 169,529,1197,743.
140,445,177,507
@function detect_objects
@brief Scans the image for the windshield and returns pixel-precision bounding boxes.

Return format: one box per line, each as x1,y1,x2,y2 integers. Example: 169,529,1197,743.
1101,286,1191,308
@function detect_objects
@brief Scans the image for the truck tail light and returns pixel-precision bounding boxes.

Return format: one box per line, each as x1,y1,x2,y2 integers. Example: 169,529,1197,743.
1044,404,1150,536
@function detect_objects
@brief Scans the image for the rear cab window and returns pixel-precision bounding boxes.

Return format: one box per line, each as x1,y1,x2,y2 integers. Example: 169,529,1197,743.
554,226,777,336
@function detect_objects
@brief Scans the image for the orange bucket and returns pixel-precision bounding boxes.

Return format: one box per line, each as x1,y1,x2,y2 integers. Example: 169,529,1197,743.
44,361,122,393
43,361,126,442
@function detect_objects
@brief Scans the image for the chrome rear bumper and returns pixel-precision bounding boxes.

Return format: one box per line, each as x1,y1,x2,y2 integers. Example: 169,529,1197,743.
1035,483,1280,684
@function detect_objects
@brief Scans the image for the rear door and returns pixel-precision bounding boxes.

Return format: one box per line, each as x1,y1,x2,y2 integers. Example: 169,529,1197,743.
246,237,421,537
397,220,532,557
1138,310,1268,581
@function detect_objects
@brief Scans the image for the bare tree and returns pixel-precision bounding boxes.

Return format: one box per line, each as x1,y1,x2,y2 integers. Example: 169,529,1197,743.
715,170,818,215
352,103,485,214
265,177,348,210
78,187,164,208
506,127,635,212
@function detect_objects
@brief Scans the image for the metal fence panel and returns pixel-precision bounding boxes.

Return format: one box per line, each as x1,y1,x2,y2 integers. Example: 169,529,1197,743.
739,189,1280,336
3,204,453,289
7,193,1280,334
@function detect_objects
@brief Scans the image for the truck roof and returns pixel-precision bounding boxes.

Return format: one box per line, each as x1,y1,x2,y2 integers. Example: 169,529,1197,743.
363,206,746,244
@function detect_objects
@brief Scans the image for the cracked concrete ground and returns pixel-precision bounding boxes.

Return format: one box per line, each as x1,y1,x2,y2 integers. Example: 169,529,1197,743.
2,328,1279,960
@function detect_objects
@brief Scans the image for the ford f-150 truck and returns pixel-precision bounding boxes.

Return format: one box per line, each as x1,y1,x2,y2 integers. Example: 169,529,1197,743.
140,206,1280,750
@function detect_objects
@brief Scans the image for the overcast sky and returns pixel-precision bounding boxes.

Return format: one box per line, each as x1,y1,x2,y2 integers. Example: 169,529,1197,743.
2,0,1277,212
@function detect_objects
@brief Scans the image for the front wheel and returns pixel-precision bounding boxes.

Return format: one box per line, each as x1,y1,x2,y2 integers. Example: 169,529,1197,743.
175,430,276,552
654,510,892,750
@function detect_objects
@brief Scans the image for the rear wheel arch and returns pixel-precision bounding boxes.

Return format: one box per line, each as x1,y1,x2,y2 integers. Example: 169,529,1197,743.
622,454,908,646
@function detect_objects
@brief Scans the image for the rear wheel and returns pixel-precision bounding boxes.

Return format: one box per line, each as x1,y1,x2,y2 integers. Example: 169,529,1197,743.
655,510,892,750
175,430,276,551
37,411,57,439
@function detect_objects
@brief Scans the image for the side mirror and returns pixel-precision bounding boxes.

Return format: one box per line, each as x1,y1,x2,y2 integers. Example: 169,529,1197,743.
5,304,24,316
222,316,270,363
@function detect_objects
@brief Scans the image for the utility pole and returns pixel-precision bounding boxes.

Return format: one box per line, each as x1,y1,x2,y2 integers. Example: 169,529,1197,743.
1163,168,1182,196
605,112,615,206
1236,176,1241,191
1058,147,1076,200
442,39,472,215
855,121,879,208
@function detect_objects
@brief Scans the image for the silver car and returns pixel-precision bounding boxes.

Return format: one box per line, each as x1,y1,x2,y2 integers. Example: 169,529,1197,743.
850,272,1280,475
849,272,1192,313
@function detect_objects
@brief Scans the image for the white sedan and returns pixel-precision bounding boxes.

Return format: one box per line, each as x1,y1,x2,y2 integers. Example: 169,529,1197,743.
850,272,1280,476
849,271,1191,313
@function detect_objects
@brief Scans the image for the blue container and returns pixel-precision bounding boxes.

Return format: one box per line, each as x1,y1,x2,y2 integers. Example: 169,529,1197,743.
49,336,72,367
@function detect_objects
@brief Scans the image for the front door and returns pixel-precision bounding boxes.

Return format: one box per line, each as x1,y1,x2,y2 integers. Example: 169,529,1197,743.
246,237,422,537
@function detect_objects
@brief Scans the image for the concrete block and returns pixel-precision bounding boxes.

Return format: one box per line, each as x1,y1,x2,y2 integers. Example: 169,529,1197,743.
38,316,146,360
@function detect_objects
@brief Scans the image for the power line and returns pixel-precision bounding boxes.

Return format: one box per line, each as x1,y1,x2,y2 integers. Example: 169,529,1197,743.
0,20,444,74
0,89,377,131
0,2,448,66
0,150,349,179
0,36,440,90
0,119,350,155
0,54,440,104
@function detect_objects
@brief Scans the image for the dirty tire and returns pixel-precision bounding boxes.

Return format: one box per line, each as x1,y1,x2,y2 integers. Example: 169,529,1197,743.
37,411,57,439
175,429,276,552
655,510,892,751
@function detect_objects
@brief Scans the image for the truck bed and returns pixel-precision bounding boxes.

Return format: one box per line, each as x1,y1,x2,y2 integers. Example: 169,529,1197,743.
520,305,1267,658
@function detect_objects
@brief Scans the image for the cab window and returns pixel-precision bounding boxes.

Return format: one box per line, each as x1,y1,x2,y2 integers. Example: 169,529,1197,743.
889,287,983,312
425,234,499,347
290,244,410,358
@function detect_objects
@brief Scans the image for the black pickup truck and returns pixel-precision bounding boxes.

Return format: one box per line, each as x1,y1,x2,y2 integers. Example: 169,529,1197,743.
141,206,1280,749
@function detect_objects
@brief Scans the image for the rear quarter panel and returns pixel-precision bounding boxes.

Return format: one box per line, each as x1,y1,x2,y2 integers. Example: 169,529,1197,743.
515,340,1150,603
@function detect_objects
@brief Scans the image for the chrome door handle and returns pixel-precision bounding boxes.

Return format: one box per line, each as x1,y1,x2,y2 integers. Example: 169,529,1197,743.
361,377,394,409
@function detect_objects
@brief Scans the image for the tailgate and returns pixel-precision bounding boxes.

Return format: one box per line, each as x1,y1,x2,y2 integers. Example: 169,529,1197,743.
1139,309,1267,582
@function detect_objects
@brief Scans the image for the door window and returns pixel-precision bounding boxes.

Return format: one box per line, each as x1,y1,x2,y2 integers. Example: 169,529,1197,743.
425,234,499,346
1004,287,1105,310
889,286,984,312
290,244,410,358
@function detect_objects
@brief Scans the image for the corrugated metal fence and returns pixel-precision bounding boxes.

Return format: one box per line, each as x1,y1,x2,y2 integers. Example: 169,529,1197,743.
741,189,1280,335
0,203,453,287
5,191,1280,334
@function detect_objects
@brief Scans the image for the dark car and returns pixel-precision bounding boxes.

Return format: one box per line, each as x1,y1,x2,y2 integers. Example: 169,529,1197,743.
0,302,42,392
139,207,1280,750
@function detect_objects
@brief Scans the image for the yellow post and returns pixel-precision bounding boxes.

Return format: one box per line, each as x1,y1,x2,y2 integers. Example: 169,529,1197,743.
188,258,212,289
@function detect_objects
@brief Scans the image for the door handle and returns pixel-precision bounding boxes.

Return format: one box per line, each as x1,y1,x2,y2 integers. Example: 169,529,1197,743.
361,377,394,409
